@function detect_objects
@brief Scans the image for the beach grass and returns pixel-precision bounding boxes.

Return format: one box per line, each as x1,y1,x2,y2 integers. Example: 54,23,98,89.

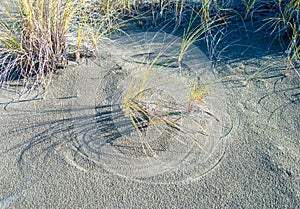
0,0,298,89
0,0,88,88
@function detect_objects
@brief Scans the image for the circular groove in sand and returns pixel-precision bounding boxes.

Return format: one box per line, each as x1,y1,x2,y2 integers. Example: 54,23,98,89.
68,32,232,183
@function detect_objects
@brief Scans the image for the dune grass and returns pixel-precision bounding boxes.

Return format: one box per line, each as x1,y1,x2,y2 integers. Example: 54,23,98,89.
0,0,298,89
120,38,182,156
0,0,124,91
119,49,218,156
0,0,87,87
118,31,220,156
114,0,298,155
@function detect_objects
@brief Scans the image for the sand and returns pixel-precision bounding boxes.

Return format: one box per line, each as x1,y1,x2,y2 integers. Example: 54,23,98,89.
0,19,299,208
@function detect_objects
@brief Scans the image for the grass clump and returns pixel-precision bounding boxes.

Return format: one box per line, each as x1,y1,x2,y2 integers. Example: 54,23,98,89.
118,33,217,157
120,44,181,156
0,0,86,88
269,0,299,64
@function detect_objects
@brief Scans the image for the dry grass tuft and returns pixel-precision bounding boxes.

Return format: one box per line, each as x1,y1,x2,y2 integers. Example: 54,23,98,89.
0,0,87,88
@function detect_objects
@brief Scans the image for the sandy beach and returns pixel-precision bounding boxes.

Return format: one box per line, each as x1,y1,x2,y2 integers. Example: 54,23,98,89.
0,9,299,208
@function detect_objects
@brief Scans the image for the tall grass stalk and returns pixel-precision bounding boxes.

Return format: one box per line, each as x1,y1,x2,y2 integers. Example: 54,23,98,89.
241,0,257,20
175,0,185,25
178,9,223,70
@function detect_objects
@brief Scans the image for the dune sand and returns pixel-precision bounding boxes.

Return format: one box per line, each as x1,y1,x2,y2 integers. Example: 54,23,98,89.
0,23,299,208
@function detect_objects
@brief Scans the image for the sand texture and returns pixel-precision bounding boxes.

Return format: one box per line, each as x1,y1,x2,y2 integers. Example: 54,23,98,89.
0,28,299,208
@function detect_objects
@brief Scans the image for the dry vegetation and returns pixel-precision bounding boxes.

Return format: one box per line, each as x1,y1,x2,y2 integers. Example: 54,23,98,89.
0,0,298,88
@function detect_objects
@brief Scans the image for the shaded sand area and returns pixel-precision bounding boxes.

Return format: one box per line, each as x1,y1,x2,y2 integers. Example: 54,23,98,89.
0,29,299,208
